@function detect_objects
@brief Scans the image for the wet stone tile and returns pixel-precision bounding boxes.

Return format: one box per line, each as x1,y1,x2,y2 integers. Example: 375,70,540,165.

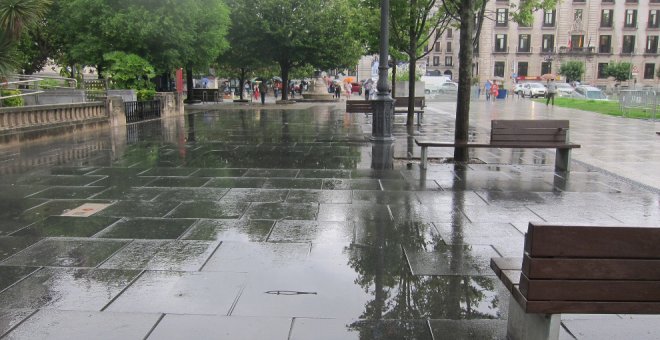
0,268,140,311
474,190,549,206
202,241,309,272
101,240,219,271
137,167,199,177
220,188,288,203
290,318,433,340
317,203,390,222
91,187,163,200
0,236,40,261
321,179,351,190
244,169,299,178
18,175,105,187
27,186,106,200
297,169,351,179
86,167,147,177
183,219,274,242
95,218,195,239
23,200,113,223
145,177,210,188
153,187,230,201
105,271,246,315
90,175,156,188
389,203,465,224
352,190,420,205
268,221,353,243
355,221,439,249
286,190,352,204
10,216,120,238
0,186,49,199
96,201,180,218
3,309,160,340
351,169,404,180
349,179,382,190
50,166,97,175
2,239,129,267
244,203,318,220
404,245,500,276
205,177,266,188
169,201,249,219
429,319,507,339
0,266,39,292
525,205,622,225
263,178,323,189
149,315,292,340
191,168,248,177
98,240,168,270
380,179,442,191
460,206,542,224
0,309,35,337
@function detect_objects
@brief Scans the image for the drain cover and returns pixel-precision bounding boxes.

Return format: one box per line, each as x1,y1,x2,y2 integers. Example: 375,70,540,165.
61,203,111,217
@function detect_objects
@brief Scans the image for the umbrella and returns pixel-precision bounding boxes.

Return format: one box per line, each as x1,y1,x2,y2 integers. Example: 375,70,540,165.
343,77,354,83
272,76,282,82
541,73,556,80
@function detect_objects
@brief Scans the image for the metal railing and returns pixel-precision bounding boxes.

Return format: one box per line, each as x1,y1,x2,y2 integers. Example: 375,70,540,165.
618,89,658,120
124,100,161,123
1,74,79,107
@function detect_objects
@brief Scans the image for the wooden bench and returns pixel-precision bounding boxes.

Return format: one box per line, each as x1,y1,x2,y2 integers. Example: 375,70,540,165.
346,98,423,125
491,222,660,340
415,119,581,172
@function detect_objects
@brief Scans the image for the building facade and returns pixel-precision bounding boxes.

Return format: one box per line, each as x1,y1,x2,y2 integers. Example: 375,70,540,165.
425,0,660,91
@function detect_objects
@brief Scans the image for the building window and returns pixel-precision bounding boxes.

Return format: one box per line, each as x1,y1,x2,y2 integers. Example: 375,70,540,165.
644,63,656,79
597,63,608,78
599,35,612,53
433,56,440,66
543,10,556,27
650,10,660,28
570,35,585,49
434,43,440,52
600,9,613,28
624,9,637,28
647,36,659,54
518,34,531,52
445,56,453,66
542,34,555,52
623,35,635,53
541,62,552,75
447,42,452,53
447,29,453,38
518,62,529,77
495,34,507,52
473,62,479,76
496,9,508,27
494,61,505,77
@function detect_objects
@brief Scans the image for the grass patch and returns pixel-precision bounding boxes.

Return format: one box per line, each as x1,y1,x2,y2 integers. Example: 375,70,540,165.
535,98,657,119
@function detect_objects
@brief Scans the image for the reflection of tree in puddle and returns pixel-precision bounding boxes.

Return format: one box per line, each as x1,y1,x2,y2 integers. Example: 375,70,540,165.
347,163,501,337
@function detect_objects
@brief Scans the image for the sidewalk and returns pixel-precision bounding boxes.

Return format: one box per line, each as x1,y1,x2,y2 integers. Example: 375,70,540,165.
0,99,658,339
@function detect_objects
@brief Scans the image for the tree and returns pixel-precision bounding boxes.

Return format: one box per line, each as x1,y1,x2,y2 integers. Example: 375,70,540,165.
605,61,632,83
102,52,155,90
559,60,585,83
228,0,362,101
0,0,52,76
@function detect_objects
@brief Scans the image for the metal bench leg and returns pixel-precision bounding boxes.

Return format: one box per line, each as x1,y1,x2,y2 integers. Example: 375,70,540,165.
420,146,428,170
507,295,561,340
555,149,571,172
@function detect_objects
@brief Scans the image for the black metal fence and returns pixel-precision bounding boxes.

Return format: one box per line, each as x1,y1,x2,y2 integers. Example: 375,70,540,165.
124,100,161,123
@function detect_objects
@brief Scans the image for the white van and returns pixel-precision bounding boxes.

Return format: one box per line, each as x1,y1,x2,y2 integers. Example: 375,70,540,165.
421,76,451,94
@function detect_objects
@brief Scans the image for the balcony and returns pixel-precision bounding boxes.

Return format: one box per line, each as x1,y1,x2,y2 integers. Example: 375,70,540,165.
558,46,596,54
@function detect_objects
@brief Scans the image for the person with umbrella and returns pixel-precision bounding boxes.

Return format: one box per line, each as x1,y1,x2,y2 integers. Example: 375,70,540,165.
258,79,268,104
546,78,557,106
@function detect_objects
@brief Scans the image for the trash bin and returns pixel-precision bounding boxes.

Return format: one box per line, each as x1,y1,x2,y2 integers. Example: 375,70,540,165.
496,89,507,99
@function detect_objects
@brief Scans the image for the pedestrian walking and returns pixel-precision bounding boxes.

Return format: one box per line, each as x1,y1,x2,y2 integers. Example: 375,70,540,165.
258,80,268,104
364,79,373,101
490,81,499,100
484,80,492,101
546,79,557,106
344,82,352,98
334,82,342,99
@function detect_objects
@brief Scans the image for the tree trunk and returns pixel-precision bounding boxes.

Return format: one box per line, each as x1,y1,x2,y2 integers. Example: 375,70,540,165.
453,0,475,162
238,67,247,100
280,61,290,101
185,66,195,103
391,62,397,98
407,0,417,127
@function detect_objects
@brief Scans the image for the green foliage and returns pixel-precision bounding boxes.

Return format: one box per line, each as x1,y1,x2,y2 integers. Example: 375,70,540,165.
1,89,24,106
605,61,632,82
0,0,52,76
393,65,422,81
38,78,59,89
137,89,156,101
559,60,585,82
102,51,155,90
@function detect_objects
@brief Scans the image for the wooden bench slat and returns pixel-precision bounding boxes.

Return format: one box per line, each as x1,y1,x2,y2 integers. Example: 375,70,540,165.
492,119,569,129
512,287,660,314
520,275,660,302
522,255,660,280
526,224,660,258
491,134,568,143
415,141,579,149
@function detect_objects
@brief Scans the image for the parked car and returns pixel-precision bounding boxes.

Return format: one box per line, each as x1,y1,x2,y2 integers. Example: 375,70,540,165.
555,83,575,97
513,84,524,95
351,82,362,95
521,82,547,98
572,86,608,100
438,82,458,93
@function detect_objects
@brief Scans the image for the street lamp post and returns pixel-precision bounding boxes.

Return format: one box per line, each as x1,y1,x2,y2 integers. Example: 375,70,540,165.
371,0,395,141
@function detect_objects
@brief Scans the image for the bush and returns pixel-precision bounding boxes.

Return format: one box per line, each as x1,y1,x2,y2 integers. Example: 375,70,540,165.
137,89,156,101
1,89,24,107
39,79,60,89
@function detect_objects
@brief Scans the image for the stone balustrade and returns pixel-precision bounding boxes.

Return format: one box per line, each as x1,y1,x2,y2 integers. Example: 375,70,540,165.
0,102,107,130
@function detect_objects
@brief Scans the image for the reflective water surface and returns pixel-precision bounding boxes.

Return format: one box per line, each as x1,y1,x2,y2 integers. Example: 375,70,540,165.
0,104,658,339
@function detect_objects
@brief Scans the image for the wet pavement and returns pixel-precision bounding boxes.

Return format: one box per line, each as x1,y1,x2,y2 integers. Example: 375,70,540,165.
0,96,658,339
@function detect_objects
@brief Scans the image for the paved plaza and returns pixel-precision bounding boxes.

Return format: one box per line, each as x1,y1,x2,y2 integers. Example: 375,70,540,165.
0,95,658,339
